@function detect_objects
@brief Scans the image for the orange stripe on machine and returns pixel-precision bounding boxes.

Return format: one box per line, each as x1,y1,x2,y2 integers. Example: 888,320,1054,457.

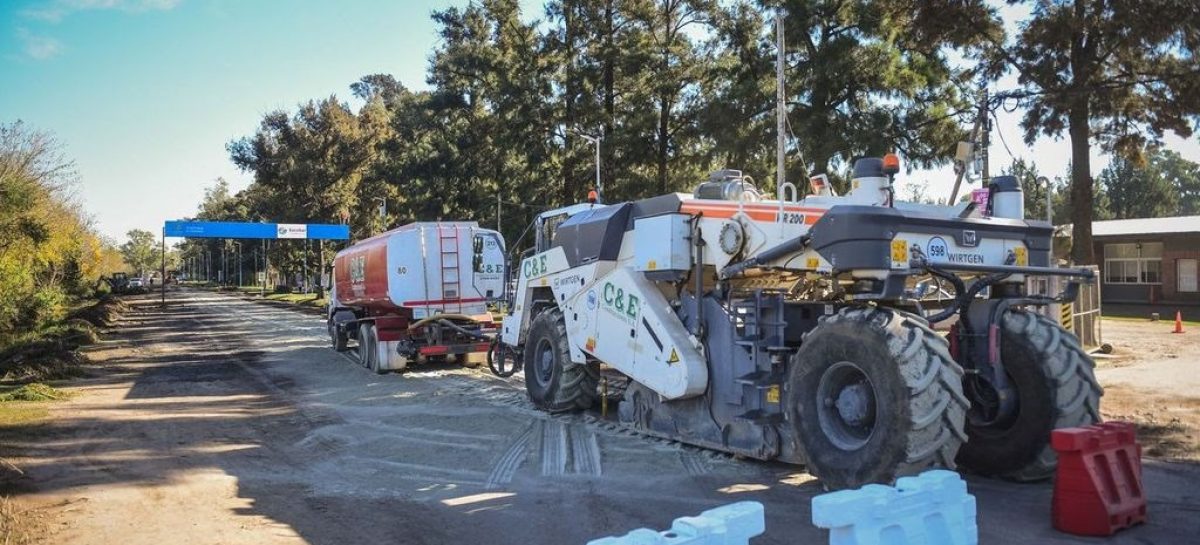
680,202,826,225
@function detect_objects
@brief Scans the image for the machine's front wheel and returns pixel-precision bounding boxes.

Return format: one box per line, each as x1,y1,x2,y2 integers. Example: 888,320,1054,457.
786,307,968,489
956,310,1102,481
522,309,598,412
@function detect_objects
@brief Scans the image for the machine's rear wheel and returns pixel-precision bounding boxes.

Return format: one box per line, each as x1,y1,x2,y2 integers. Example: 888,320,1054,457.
956,310,1102,481
786,307,968,489
523,309,599,412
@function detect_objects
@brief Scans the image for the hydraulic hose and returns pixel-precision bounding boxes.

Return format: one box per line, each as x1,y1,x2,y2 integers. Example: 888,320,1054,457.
719,234,811,280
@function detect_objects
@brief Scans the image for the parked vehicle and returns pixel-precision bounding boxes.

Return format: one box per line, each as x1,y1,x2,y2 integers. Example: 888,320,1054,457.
493,158,1101,489
328,222,506,373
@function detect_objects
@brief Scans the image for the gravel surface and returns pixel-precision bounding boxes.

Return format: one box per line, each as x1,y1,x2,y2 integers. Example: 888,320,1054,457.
3,289,1198,544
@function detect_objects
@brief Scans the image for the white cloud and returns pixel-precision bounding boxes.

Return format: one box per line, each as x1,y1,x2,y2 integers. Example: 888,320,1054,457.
15,28,63,60
21,0,182,23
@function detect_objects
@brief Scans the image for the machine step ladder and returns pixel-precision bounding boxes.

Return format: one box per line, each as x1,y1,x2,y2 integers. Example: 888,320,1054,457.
437,225,462,313
729,290,793,423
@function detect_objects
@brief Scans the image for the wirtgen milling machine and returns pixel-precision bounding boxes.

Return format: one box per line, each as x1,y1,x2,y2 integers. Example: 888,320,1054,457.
492,156,1101,489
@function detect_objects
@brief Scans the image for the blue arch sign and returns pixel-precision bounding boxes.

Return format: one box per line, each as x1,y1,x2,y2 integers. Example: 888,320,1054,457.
164,220,350,240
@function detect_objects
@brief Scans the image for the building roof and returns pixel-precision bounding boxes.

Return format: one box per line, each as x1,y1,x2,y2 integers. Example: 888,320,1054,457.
1091,215,1200,237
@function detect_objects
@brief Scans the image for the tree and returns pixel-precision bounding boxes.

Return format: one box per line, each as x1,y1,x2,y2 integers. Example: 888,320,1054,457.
1,121,110,337
1099,154,1179,220
695,1,1001,194
985,0,1200,263
120,229,158,278
1152,149,1200,216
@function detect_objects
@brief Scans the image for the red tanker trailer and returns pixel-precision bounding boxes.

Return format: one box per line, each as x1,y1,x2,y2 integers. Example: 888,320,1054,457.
327,222,506,373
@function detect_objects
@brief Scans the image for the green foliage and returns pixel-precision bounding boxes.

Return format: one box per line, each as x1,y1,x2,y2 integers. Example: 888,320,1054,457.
1100,148,1198,220
0,121,116,344
987,0,1200,263
213,0,1005,268
0,383,68,403
119,229,158,278
1153,150,1200,216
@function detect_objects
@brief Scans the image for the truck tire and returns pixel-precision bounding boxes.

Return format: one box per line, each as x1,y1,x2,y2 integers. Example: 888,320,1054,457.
956,310,1102,481
523,309,599,412
358,323,376,369
786,307,968,489
329,319,349,352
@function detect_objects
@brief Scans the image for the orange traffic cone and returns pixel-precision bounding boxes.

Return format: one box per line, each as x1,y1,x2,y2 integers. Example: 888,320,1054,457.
1173,311,1185,334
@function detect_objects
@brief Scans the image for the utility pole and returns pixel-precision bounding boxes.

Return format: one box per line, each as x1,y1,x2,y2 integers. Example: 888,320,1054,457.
234,241,242,287
949,85,989,204
497,192,501,232
160,227,166,306
776,11,786,197
261,239,267,296
980,87,990,185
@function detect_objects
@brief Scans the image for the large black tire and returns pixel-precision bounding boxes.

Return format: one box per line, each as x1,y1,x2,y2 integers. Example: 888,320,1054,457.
956,310,1103,481
367,326,386,375
523,309,599,412
329,319,349,352
358,323,376,369
786,307,968,489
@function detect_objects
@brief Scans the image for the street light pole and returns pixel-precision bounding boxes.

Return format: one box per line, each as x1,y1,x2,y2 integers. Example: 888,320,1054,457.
1036,176,1053,224
573,128,604,203
234,241,242,287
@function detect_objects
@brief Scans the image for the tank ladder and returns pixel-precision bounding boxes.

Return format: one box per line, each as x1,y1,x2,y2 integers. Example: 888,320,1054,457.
437,225,462,313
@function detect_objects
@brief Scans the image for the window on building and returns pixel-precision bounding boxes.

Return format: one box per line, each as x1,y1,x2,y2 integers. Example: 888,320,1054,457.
1180,259,1198,293
1103,242,1163,285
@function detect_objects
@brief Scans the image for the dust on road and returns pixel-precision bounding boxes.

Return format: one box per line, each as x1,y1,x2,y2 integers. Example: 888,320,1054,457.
2,290,1198,544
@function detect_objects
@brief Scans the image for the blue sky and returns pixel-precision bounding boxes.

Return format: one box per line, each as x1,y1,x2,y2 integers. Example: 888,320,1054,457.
2,0,1197,242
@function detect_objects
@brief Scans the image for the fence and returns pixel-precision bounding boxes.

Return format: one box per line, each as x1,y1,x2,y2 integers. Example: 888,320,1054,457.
1027,265,1102,349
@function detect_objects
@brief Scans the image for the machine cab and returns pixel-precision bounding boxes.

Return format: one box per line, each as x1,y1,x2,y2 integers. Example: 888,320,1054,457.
533,203,603,253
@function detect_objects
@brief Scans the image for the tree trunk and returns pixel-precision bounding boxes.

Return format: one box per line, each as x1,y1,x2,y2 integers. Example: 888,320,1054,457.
657,95,670,196
1068,104,1096,265
561,3,578,203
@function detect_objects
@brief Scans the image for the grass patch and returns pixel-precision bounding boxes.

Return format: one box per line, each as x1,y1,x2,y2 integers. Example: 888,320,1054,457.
0,384,68,403
0,495,48,545
0,405,48,428
264,293,326,307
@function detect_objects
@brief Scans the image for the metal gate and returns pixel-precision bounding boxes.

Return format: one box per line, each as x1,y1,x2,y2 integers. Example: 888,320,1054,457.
1027,265,1102,349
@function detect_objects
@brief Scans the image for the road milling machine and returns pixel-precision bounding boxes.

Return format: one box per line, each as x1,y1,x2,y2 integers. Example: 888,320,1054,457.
492,156,1102,489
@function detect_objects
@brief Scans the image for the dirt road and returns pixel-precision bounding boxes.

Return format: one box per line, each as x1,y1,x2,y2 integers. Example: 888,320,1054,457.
4,289,1199,544
1096,318,1200,460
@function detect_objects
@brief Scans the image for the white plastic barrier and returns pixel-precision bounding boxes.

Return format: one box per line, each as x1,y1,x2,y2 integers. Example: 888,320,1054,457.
812,470,977,545
587,501,765,545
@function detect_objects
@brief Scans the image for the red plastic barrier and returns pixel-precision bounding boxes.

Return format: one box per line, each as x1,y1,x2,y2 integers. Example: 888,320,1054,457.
1051,422,1147,536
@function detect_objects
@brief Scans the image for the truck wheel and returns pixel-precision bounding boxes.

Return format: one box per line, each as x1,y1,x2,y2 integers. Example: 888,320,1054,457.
786,307,968,489
329,319,349,352
523,309,599,412
358,323,376,369
956,310,1102,481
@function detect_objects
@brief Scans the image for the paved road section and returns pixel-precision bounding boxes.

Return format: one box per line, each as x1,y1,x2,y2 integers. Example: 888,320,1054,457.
10,289,1200,544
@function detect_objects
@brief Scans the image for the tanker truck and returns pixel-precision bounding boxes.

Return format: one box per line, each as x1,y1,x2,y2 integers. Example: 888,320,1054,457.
493,159,1101,490
328,222,506,373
